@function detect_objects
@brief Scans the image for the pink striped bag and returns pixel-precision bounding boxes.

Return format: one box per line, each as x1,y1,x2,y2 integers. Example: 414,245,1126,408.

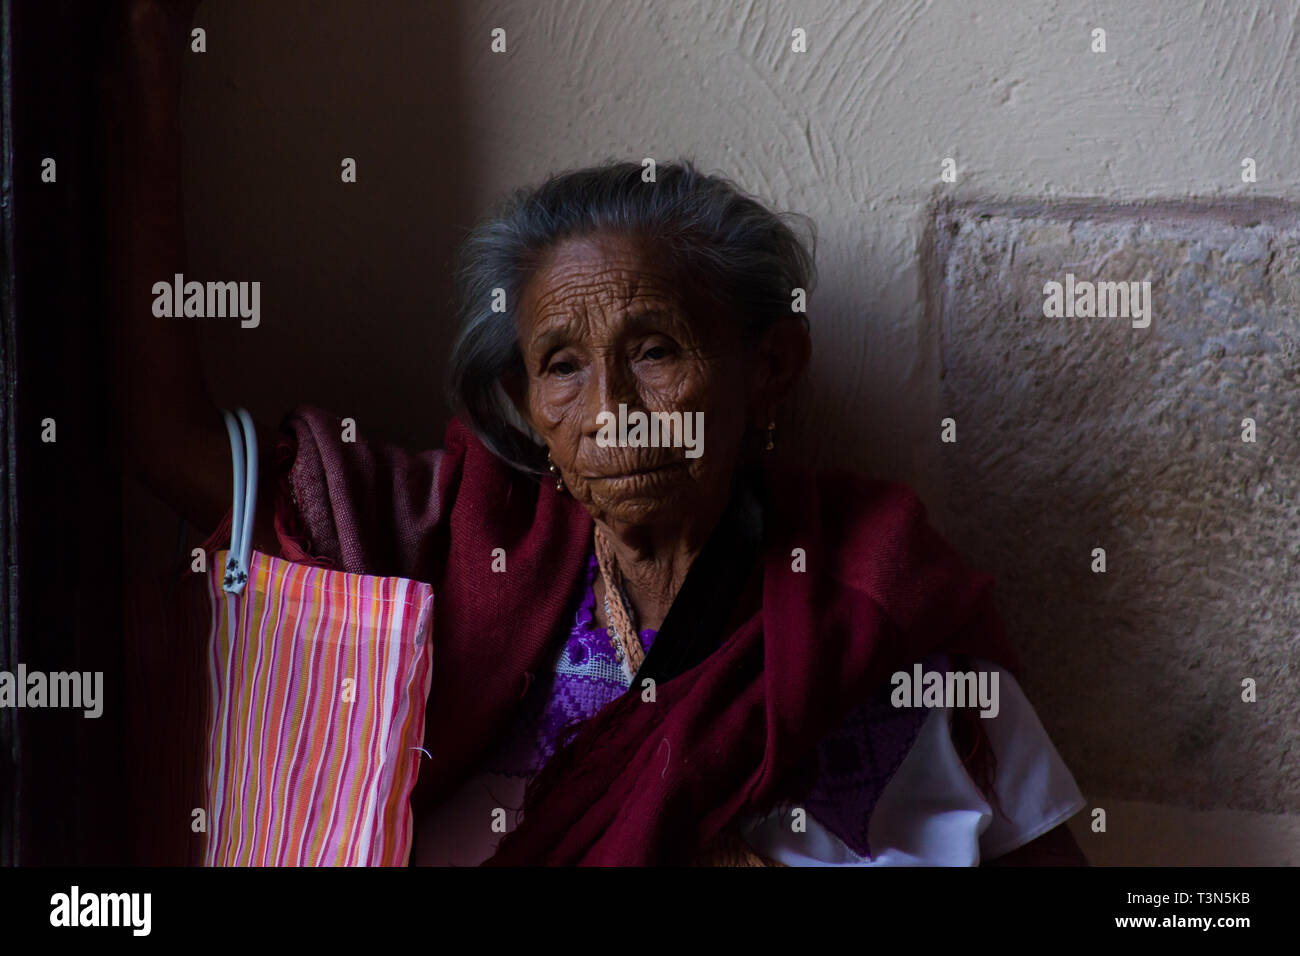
202,408,434,866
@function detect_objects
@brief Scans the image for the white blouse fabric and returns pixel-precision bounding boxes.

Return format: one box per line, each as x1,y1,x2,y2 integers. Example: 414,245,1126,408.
413,660,1086,866
739,661,1087,865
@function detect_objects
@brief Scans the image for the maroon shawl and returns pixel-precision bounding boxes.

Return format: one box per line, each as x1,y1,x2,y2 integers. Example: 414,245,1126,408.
264,407,1020,865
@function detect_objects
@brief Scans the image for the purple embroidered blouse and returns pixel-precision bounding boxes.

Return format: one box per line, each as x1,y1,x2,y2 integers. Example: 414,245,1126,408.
483,551,660,778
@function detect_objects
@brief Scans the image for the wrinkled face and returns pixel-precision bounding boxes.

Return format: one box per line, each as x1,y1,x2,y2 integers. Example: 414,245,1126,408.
515,231,756,532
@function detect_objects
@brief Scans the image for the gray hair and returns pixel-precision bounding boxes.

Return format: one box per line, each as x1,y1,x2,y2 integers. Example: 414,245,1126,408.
447,158,817,474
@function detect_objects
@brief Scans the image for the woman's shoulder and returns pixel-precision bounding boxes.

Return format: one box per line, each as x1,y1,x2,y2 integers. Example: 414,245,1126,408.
768,465,1013,658
775,466,958,573
276,404,455,578
278,405,586,583
786,466,928,526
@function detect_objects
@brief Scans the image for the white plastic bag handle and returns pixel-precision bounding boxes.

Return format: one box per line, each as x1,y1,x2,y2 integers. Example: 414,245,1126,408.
220,407,259,595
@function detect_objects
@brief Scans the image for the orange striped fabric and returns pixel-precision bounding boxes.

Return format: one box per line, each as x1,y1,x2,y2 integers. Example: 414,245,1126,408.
202,549,434,866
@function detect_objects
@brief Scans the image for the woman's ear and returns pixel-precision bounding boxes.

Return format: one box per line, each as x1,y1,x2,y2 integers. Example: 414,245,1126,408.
752,315,811,411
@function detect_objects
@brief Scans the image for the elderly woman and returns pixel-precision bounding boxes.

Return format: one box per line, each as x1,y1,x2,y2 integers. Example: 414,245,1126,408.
117,3,1086,867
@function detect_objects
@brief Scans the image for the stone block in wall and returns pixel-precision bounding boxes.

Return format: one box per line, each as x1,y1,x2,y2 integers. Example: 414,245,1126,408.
930,200,1300,815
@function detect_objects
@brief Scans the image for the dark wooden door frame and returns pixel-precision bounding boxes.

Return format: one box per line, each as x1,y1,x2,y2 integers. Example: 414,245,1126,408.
1,0,20,869
2,0,128,866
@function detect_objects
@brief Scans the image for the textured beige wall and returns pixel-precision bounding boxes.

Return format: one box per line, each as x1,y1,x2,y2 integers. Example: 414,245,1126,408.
177,0,1300,861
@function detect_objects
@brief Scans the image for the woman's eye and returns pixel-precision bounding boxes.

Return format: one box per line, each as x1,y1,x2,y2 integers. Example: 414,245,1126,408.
642,345,671,361
547,359,577,376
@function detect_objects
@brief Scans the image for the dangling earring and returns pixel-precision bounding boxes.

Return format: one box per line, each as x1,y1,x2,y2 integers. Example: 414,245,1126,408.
765,419,776,452
547,451,565,493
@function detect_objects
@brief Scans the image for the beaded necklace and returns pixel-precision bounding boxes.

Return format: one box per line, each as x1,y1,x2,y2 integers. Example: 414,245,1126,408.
593,526,646,681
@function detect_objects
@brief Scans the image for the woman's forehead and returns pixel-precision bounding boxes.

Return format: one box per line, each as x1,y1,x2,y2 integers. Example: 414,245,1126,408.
518,233,692,340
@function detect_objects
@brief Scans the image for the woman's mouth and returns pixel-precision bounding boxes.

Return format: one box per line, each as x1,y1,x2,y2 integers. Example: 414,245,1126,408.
588,460,687,481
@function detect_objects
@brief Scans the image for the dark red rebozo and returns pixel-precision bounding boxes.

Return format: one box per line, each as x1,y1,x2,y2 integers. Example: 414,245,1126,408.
247,406,1021,866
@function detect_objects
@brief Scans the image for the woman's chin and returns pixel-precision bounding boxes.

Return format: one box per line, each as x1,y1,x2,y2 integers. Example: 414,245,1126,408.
583,478,694,527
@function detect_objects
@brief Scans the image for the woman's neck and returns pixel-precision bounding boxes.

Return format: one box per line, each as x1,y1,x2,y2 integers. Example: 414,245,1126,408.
592,497,731,632
591,541,697,632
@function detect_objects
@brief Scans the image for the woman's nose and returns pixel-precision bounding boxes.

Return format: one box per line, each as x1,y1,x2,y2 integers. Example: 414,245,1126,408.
583,354,639,436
